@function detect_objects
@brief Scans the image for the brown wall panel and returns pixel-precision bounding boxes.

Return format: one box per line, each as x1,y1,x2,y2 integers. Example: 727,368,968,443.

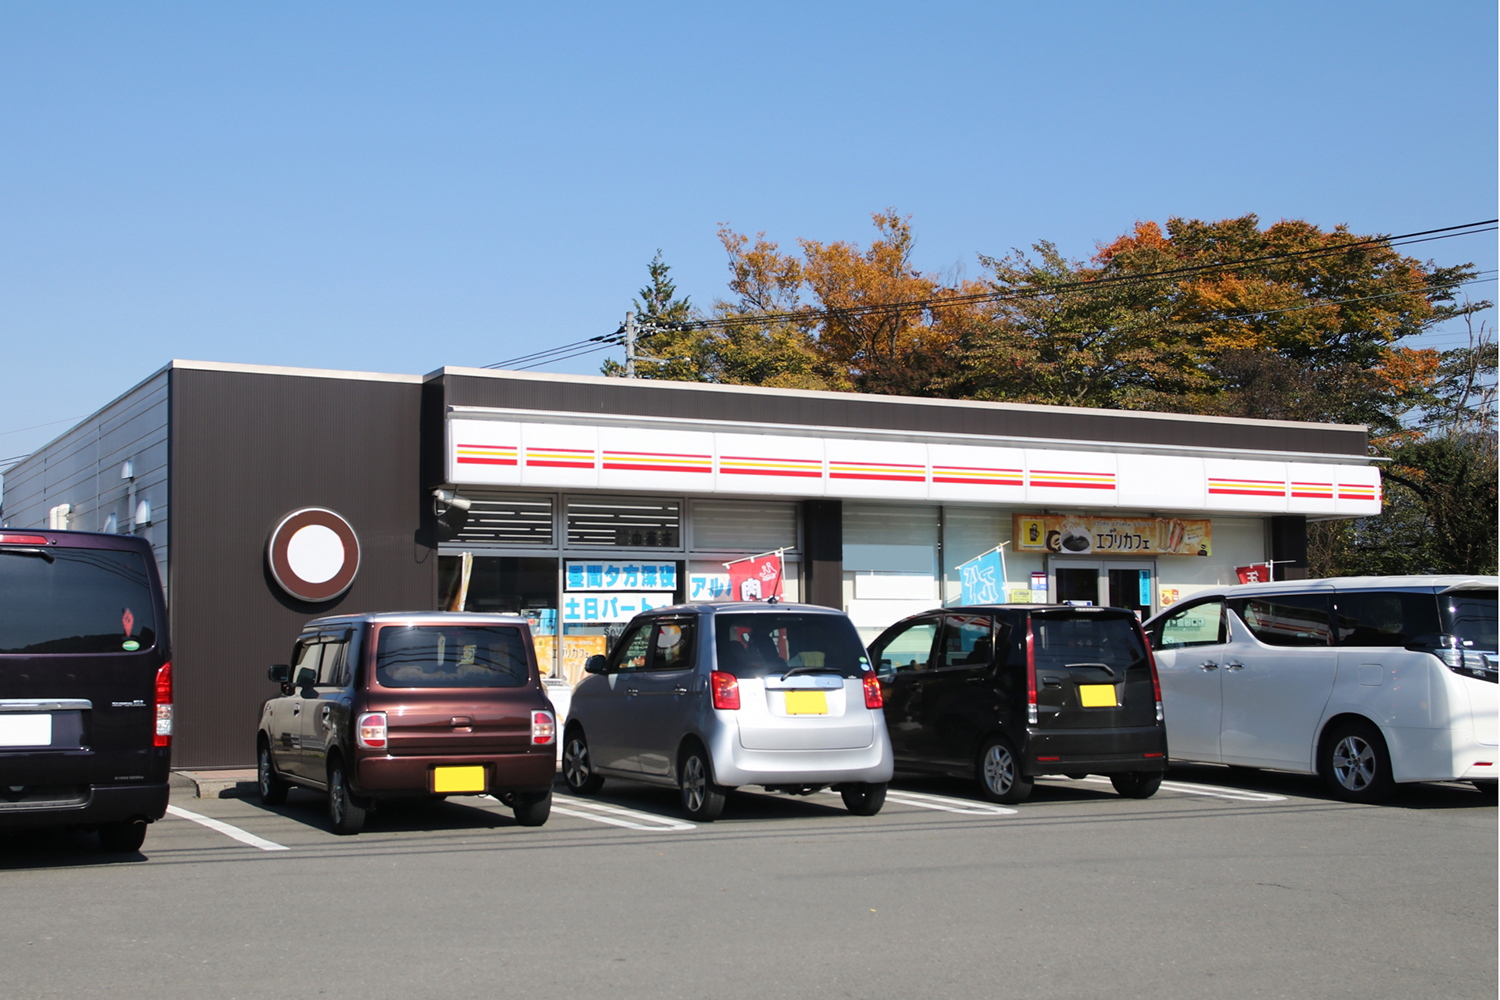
169,368,435,768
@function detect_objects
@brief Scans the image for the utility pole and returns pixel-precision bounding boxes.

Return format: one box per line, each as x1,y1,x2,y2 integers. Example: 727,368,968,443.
624,310,637,379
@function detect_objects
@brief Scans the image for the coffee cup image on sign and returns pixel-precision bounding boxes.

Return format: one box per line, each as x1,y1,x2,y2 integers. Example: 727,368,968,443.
740,577,762,601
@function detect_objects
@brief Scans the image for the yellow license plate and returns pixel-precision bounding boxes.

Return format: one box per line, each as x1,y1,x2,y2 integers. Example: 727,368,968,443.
432,765,487,794
1078,684,1118,708
784,690,828,715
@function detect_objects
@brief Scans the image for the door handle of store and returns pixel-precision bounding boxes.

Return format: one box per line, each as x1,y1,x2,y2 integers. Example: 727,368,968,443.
1225,662,1245,671
1201,662,1219,671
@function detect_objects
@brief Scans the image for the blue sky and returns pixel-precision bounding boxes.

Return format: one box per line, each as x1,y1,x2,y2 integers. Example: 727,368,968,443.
2,3,1495,461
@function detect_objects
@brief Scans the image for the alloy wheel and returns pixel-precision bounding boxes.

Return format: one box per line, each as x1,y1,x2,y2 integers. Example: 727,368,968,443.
563,739,590,787
1332,735,1377,792
983,744,1015,796
330,767,345,824
682,755,707,813
259,748,272,796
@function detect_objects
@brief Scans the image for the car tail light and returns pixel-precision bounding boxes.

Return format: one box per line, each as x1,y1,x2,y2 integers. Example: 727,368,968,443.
1025,622,1038,726
711,671,740,711
1413,634,1499,683
862,671,883,709
0,533,49,545
152,662,173,748
1136,622,1164,723
531,710,556,745
356,712,387,749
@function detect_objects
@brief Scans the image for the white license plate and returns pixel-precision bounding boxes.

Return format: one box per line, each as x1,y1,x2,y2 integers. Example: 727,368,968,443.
0,714,52,747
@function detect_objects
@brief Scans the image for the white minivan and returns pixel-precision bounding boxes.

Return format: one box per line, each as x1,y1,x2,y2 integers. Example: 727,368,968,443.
1144,577,1497,802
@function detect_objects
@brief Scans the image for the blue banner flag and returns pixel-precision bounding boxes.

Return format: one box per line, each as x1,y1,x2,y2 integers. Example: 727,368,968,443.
957,546,1006,605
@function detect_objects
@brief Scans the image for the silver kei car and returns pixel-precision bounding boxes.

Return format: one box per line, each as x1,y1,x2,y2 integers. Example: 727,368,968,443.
561,602,894,821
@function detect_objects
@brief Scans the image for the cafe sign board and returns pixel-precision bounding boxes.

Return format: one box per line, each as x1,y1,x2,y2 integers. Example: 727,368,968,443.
1013,515,1211,557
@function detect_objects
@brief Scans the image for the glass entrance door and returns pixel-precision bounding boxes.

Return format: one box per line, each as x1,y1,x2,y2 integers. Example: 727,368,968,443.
1054,564,1101,605
1049,559,1158,617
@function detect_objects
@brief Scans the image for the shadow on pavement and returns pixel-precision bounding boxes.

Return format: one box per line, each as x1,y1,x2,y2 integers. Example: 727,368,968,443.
1163,762,1496,810
230,785,527,834
0,827,151,870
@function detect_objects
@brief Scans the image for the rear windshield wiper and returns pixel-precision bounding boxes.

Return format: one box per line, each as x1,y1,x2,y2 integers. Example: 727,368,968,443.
1065,661,1115,678
781,664,843,680
0,546,54,564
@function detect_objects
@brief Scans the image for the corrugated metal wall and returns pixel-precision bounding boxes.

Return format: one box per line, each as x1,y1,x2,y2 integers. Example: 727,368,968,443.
0,368,171,596
169,366,435,768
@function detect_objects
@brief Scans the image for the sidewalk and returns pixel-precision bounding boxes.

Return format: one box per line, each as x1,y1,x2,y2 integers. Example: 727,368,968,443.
173,769,258,799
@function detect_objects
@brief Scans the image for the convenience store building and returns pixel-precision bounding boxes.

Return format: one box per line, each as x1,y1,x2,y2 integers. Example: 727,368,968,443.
0,360,1383,767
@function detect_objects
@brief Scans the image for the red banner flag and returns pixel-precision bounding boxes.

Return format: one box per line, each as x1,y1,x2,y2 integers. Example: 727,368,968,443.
1235,564,1270,584
727,551,784,602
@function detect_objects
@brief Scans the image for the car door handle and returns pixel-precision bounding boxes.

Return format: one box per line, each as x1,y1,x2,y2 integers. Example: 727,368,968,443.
292,704,301,715
1042,678,1063,688
1201,662,1219,671
1225,662,1244,671
672,685,689,696
321,704,332,717
625,687,639,697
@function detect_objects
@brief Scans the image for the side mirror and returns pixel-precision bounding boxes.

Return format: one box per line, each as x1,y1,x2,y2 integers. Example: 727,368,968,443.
294,666,317,691
583,654,608,676
877,658,895,680
268,664,290,683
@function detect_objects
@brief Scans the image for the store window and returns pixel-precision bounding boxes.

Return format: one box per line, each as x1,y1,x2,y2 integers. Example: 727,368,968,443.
450,492,555,547
566,496,682,549
690,499,797,552
438,555,560,679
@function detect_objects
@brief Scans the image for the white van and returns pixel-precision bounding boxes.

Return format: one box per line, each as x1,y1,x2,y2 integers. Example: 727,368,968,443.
1144,577,1497,802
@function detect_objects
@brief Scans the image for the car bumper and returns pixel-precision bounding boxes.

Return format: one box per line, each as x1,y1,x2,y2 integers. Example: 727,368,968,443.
706,726,894,787
356,750,555,795
0,783,170,830
1383,725,1499,783
1025,725,1169,777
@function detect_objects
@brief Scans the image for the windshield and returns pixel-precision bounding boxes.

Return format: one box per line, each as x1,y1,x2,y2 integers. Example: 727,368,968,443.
0,547,158,654
375,625,530,688
1030,612,1149,674
713,613,869,679
1441,590,1498,651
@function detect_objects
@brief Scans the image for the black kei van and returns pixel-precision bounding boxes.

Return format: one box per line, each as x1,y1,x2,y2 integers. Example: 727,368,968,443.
0,530,171,851
868,604,1168,803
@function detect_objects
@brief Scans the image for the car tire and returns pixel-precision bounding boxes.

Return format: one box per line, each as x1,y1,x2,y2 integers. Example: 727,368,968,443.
98,819,147,853
258,740,288,806
1320,719,1395,803
512,789,552,827
976,736,1033,804
562,728,604,794
679,744,726,822
327,758,368,835
840,782,887,816
1110,772,1163,798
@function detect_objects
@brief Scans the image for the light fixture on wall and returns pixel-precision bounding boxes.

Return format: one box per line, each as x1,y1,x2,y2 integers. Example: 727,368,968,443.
135,499,152,527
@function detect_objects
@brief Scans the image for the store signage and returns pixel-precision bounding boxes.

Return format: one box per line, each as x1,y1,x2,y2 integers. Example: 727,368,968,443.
565,561,677,591
1012,515,1211,557
561,592,674,624
1235,564,1271,584
689,573,731,600
957,547,1005,605
266,507,360,602
726,551,784,602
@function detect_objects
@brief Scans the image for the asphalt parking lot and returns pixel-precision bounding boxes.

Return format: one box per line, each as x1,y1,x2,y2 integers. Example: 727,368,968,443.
2,767,1494,1000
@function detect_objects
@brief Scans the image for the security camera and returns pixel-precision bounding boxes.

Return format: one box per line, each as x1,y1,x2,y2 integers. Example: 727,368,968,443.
432,489,472,540
432,489,472,513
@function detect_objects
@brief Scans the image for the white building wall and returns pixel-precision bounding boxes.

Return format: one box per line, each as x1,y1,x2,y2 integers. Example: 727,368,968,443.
0,368,170,602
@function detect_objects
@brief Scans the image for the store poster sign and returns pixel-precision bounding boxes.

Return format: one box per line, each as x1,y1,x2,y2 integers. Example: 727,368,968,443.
534,634,608,686
561,593,674,624
727,552,784,602
690,573,732,600
1236,564,1271,584
957,547,1005,605
565,561,677,591
1013,515,1211,557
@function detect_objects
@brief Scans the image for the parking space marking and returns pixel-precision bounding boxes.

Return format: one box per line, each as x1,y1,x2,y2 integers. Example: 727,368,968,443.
1076,777,1286,802
165,805,290,851
549,798,697,831
822,789,1017,816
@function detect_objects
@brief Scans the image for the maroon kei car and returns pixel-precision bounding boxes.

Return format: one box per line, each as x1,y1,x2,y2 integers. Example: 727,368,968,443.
256,612,557,833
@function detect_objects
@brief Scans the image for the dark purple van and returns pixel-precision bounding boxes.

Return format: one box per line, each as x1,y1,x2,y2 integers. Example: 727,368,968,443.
0,531,172,851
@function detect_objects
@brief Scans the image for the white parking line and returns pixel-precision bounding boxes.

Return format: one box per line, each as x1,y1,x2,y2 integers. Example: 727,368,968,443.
822,789,1017,816
549,798,697,831
165,805,290,851
1077,776,1286,802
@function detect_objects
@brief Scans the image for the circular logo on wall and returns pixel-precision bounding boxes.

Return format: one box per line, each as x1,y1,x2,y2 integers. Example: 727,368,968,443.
266,508,361,602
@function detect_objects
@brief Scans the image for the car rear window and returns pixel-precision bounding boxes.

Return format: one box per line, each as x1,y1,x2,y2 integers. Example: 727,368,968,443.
375,625,530,688
714,613,869,679
0,547,158,654
1334,591,1441,647
1030,613,1148,673
1442,590,1498,651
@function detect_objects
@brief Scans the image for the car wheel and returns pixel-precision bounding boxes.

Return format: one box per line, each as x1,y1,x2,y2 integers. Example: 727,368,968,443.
512,789,552,827
258,740,288,805
327,758,368,834
1320,719,1395,803
840,782,887,816
562,729,604,794
679,744,726,822
1110,772,1163,798
976,736,1033,804
98,819,147,853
